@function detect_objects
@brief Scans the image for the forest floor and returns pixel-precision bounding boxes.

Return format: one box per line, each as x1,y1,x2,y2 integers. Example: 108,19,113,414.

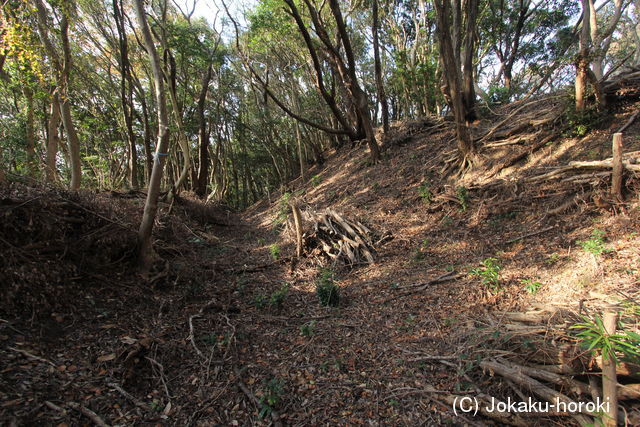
2,94,640,426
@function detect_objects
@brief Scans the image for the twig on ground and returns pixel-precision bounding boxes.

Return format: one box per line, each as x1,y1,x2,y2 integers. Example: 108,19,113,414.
106,381,150,410
506,226,556,244
234,368,283,427
8,346,58,368
66,401,110,427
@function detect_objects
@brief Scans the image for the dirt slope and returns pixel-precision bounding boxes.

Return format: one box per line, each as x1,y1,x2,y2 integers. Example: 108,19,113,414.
2,95,640,426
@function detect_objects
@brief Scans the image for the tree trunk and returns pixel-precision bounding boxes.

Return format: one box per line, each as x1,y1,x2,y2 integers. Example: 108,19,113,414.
113,0,139,190
33,0,82,189
58,14,82,189
46,91,61,183
59,98,82,189
23,87,37,177
576,0,591,112
0,143,5,183
434,0,476,163
327,0,380,162
165,52,191,201
290,84,306,180
372,0,389,133
195,64,213,197
462,0,479,123
134,0,171,271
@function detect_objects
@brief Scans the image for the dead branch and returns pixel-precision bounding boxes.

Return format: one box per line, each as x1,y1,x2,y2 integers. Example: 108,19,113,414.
497,358,591,396
107,381,150,410
66,402,110,427
8,346,58,368
506,226,556,244
617,110,640,134
480,358,593,425
234,368,283,427
617,383,640,400
303,208,376,266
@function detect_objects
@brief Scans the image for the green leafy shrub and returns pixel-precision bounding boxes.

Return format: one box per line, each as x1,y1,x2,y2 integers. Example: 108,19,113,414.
418,181,433,204
300,321,316,337
310,175,322,187
254,294,268,309
316,268,340,307
470,258,501,292
269,243,281,260
579,229,610,256
259,377,284,418
563,103,606,138
521,279,543,295
269,283,289,309
570,315,640,364
456,186,469,211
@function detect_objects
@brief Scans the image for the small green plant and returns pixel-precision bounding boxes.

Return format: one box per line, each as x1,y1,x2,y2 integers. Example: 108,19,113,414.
202,332,230,347
254,294,268,309
256,237,266,246
185,281,204,298
418,181,433,204
441,215,453,227
546,252,561,265
470,258,502,292
149,399,162,412
412,239,430,262
521,279,543,295
316,268,340,307
570,315,640,364
269,283,289,309
579,229,611,256
563,103,605,138
269,243,281,260
259,377,285,419
202,333,218,346
456,186,469,211
310,175,322,187
300,321,316,337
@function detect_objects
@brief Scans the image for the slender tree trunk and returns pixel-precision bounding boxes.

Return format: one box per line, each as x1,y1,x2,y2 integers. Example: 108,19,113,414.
46,91,61,183
0,143,5,183
291,84,306,180
24,87,36,176
34,0,82,189
327,0,380,162
576,0,591,112
372,0,389,133
196,64,213,197
165,52,191,200
434,0,476,163
134,0,171,271
462,0,479,123
59,14,82,189
113,0,138,189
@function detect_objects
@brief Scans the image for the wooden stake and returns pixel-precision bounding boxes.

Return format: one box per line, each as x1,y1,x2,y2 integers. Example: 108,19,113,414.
611,133,623,200
290,202,303,258
602,308,618,427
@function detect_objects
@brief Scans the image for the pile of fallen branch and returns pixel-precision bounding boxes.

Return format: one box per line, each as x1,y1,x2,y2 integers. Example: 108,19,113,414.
464,304,640,425
604,65,640,102
297,208,377,266
527,151,640,184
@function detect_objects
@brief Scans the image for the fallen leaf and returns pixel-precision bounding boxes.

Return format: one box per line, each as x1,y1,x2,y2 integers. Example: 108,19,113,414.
163,401,172,416
96,353,116,363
